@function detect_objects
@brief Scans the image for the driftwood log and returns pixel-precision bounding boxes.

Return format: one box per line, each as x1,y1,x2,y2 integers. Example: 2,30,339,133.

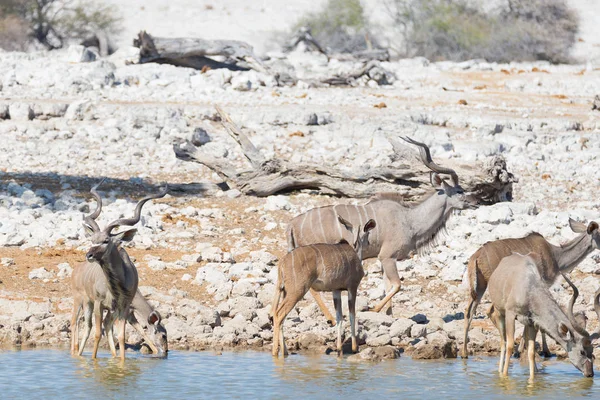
173,107,516,203
134,31,267,73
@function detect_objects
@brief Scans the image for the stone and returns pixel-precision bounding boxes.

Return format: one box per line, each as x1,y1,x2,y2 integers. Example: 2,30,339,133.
411,313,428,324
297,332,326,350
366,333,392,347
1,258,15,267
56,263,73,279
231,279,258,297
358,312,394,331
347,346,399,363
410,324,427,338
412,343,444,359
227,297,262,321
389,318,415,338
8,103,33,121
249,250,278,266
264,195,291,211
191,127,211,146
29,267,54,280
195,264,229,285
147,259,167,271
66,45,97,63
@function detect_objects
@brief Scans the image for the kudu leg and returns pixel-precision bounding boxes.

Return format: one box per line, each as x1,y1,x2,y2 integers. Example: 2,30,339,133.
462,295,481,359
70,296,82,355
310,289,336,326
540,332,551,358
118,317,127,360
371,258,401,314
516,327,526,359
503,313,516,376
348,288,358,353
332,290,343,355
103,310,117,357
272,293,301,357
487,305,505,374
526,325,538,381
91,302,103,359
272,317,280,357
78,302,93,356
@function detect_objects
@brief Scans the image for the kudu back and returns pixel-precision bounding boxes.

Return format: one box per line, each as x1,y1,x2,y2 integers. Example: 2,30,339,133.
70,181,168,360
287,136,478,322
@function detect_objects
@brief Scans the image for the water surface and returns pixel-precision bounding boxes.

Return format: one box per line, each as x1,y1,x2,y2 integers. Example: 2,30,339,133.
0,349,597,399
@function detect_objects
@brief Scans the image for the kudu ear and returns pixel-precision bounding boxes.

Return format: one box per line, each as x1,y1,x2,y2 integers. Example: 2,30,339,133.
112,228,137,243
569,218,588,233
431,173,443,189
337,215,353,232
587,221,599,235
431,173,453,191
82,222,95,238
148,310,161,325
558,322,573,341
363,219,376,233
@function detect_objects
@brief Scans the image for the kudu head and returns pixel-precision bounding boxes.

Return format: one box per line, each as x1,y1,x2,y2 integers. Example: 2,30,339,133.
337,216,376,260
147,310,169,354
82,180,169,264
401,136,478,210
561,273,594,377
569,218,600,251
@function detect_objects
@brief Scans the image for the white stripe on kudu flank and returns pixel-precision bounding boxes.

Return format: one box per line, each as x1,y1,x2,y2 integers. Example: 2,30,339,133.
299,212,308,244
356,205,364,229
318,208,327,242
333,205,344,239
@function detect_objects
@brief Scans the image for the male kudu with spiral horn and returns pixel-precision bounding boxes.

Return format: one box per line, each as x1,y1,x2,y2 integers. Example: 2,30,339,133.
286,137,478,323
71,181,168,360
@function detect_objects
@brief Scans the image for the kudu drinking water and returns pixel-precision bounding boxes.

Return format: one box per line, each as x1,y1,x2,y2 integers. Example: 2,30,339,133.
487,252,594,379
462,218,600,358
286,137,478,322
70,181,168,359
272,217,376,357
72,261,168,355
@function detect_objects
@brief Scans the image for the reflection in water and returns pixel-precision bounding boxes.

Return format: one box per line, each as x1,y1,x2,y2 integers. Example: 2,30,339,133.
0,348,598,399
75,355,143,389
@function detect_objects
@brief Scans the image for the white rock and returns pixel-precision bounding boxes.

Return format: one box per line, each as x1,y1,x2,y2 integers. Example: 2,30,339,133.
8,103,33,121
29,267,54,280
56,263,73,279
264,195,291,211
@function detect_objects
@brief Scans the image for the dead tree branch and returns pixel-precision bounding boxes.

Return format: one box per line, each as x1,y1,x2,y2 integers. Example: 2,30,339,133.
173,108,516,202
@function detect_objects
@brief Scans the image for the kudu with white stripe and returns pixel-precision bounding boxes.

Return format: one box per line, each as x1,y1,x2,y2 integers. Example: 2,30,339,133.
70,181,168,360
286,137,478,322
487,252,593,379
462,218,600,358
71,261,168,356
272,217,376,357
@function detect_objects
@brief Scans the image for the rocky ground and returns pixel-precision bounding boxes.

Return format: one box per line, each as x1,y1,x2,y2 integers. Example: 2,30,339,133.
0,44,599,363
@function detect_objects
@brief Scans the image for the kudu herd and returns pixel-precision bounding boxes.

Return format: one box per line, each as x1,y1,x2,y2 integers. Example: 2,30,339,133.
65,136,598,380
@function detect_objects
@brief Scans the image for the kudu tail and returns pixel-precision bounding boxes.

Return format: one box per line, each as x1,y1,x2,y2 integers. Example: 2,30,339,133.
467,255,479,301
270,263,286,320
286,225,297,252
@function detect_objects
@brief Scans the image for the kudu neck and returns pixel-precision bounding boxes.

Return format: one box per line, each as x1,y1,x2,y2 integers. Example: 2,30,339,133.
553,233,593,273
408,193,451,245
98,247,130,307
